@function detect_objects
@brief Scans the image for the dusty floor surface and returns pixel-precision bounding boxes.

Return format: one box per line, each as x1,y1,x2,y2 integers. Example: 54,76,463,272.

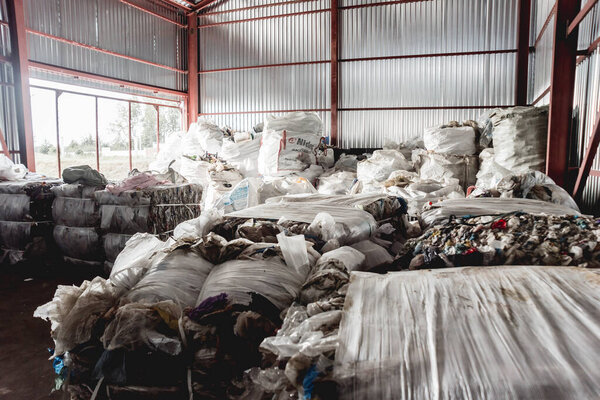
0,262,98,400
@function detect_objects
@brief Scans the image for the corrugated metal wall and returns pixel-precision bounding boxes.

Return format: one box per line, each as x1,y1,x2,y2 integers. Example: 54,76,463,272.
25,0,188,92
528,0,555,106
0,0,22,162
198,0,331,137
198,0,519,145
572,1,600,214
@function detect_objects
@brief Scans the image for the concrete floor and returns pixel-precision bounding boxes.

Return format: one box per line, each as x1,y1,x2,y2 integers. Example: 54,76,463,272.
0,262,97,400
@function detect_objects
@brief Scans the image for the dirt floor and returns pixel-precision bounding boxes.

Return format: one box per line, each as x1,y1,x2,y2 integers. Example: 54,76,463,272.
0,262,97,400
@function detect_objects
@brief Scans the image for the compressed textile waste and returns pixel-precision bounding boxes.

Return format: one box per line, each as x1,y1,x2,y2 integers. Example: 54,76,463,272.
95,182,202,265
470,170,580,211
335,266,600,399
51,176,106,267
0,177,62,264
401,209,598,270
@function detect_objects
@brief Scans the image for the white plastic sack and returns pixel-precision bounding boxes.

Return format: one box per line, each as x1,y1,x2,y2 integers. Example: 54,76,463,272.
334,154,359,172
350,240,393,270
264,112,323,134
317,171,357,195
178,157,211,186
203,165,244,209
357,150,412,182
0,155,27,181
213,177,262,213
149,131,184,173
258,130,321,176
220,135,261,178
173,208,224,242
259,177,317,203
475,148,511,190
423,125,477,155
109,233,172,291
184,119,225,156
490,106,548,173
413,150,478,191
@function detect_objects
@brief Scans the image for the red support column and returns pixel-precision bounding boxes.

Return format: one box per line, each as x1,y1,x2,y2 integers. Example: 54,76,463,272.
515,0,531,106
188,13,199,127
6,0,35,170
546,0,581,187
330,0,339,147
572,111,600,197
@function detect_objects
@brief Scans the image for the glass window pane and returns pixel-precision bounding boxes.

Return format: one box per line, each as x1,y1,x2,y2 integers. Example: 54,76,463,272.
159,106,183,144
57,93,96,174
31,87,59,177
131,103,158,172
98,99,131,181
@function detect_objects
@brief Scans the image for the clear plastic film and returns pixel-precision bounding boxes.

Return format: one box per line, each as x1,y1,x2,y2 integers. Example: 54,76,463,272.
124,247,214,307
423,125,477,155
0,220,52,250
420,197,581,227
197,255,308,310
53,197,100,227
335,266,600,399
226,203,377,245
51,183,103,199
0,193,30,221
357,150,413,182
103,233,133,263
53,225,103,261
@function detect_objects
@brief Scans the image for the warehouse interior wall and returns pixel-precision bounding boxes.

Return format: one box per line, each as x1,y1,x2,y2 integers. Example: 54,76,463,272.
197,0,519,147
528,0,600,213
25,0,188,92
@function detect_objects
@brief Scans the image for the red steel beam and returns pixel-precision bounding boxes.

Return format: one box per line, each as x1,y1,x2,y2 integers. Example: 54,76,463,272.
534,4,557,48
339,105,515,111
198,9,329,28
572,110,600,197
26,29,188,74
200,0,318,16
576,35,600,64
339,0,429,10
119,0,187,28
188,14,199,126
590,170,600,177
531,86,550,105
158,0,193,11
7,0,35,170
29,61,188,100
194,0,222,12
199,60,330,74
515,0,531,106
0,129,10,157
340,49,517,63
546,0,581,187
199,108,329,115
330,0,338,146
567,0,598,36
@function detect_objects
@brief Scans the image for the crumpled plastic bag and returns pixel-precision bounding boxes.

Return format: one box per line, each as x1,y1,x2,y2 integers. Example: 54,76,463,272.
0,155,27,181
423,125,477,155
357,150,412,182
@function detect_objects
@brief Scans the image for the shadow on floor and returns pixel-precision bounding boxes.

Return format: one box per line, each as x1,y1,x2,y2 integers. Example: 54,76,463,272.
0,262,98,400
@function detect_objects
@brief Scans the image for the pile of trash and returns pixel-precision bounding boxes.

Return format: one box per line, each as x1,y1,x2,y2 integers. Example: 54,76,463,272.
52,166,108,268
399,211,600,270
96,175,203,270
0,155,61,264
34,194,406,398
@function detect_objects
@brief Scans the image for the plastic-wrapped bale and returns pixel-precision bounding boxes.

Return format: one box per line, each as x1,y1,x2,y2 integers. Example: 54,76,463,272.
53,226,103,263
101,245,214,355
103,233,133,263
403,209,598,270
0,179,61,222
248,247,365,398
413,149,478,191
183,240,316,397
471,170,580,212
96,184,202,264
487,106,549,173
226,202,378,246
51,183,105,265
335,266,600,400
0,220,54,264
